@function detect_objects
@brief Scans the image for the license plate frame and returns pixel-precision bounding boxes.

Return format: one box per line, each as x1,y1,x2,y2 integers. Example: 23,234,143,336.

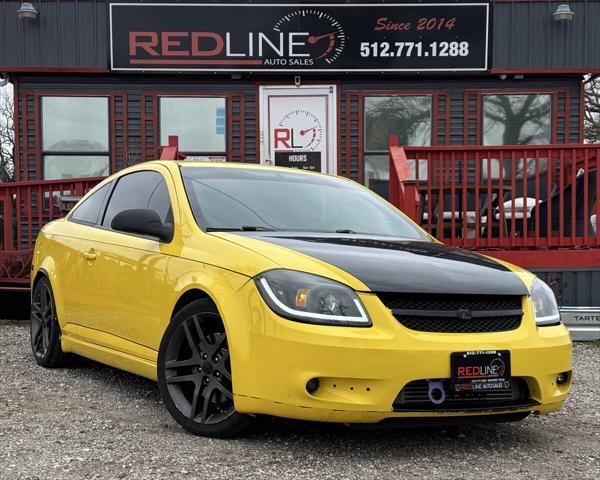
451,350,511,393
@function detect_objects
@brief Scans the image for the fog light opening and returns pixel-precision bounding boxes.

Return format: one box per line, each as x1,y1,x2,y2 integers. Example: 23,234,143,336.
556,372,569,385
306,378,320,394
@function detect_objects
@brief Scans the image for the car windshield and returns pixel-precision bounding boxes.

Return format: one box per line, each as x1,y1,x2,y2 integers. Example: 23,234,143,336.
180,166,429,239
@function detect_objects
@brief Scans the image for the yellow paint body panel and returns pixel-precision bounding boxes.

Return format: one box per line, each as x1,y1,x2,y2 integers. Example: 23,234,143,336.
31,161,572,424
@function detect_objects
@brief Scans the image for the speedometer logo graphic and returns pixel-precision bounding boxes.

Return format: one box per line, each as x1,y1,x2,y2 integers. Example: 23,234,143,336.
277,109,323,151
273,10,346,64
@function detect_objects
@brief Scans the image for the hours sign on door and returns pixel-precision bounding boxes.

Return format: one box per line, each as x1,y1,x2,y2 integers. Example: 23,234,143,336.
269,96,328,172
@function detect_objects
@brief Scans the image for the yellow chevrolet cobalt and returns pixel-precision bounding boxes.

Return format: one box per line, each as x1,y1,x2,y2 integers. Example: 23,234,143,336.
30,162,572,437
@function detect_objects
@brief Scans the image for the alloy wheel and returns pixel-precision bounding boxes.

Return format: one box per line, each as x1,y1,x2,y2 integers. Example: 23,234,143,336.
163,313,235,425
30,282,54,358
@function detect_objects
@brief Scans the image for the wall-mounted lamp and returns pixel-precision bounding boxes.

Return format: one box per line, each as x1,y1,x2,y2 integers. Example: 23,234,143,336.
553,4,575,22
17,2,39,20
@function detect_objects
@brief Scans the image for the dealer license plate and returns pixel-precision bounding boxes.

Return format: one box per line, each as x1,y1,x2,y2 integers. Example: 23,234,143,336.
451,350,511,393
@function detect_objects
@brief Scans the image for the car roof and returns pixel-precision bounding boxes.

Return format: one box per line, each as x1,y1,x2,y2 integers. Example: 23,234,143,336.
160,160,348,180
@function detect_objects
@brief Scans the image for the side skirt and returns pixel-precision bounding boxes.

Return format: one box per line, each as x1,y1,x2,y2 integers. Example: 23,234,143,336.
61,326,158,381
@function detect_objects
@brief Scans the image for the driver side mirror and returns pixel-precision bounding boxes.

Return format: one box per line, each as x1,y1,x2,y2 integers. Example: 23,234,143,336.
111,209,173,242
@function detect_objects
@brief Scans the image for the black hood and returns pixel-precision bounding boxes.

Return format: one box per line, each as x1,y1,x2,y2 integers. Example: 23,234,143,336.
237,233,528,295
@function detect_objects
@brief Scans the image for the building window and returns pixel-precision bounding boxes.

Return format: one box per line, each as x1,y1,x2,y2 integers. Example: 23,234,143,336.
365,95,433,151
364,95,432,194
363,95,432,191
159,97,226,155
42,96,110,180
482,93,552,146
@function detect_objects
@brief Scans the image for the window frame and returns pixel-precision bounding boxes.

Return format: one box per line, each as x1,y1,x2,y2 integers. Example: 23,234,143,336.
67,169,176,243
360,91,439,191
363,93,435,155
67,181,113,227
158,94,228,157
40,94,112,180
343,89,450,186
464,87,571,146
481,92,553,147
98,169,175,241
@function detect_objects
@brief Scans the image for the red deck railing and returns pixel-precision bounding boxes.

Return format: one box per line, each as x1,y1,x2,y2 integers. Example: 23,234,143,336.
1,141,599,290
0,177,103,290
389,137,600,267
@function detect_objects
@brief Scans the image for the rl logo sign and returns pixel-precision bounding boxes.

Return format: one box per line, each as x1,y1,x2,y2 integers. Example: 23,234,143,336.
274,129,295,150
273,128,320,150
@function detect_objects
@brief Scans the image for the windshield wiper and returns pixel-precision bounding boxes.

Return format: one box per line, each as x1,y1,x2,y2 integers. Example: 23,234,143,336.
241,225,276,231
334,229,357,234
206,226,276,232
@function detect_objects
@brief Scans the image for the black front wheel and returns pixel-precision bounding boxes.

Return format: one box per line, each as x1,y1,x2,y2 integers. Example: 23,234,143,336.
157,299,254,437
30,277,68,367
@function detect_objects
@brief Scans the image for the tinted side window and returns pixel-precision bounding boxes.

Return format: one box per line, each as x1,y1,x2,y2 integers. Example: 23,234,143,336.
70,183,111,225
102,171,173,229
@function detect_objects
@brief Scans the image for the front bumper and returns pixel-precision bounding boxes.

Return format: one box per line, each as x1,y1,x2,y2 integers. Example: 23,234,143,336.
221,281,572,424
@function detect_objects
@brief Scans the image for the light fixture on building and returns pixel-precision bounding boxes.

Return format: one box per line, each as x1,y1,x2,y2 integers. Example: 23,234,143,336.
17,2,39,20
553,4,575,22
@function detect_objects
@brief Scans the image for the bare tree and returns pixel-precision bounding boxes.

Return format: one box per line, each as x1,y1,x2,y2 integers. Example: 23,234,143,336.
126,144,141,167
584,75,600,143
365,96,432,148
0,85,15,182
483,94,551,145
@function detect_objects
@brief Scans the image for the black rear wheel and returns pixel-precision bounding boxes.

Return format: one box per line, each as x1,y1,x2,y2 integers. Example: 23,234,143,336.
30,277,68,367
157,299,254,437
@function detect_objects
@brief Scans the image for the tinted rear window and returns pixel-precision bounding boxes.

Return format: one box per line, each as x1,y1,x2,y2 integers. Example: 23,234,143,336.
70,183,111,225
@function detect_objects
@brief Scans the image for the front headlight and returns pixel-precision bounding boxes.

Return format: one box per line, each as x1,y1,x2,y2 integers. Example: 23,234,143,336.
255,269,371,327
531,277,561,326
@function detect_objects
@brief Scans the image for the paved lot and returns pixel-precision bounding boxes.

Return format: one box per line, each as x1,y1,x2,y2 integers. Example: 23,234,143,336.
0,319,598,480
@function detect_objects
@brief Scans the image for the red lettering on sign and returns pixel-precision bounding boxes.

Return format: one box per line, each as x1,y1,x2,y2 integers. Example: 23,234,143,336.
274,128,291,149
129,32,159,56
161,32,189,56
374,17,412,31
191,32,224,56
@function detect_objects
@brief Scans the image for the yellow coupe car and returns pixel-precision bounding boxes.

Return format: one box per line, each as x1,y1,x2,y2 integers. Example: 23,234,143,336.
30,162,572,437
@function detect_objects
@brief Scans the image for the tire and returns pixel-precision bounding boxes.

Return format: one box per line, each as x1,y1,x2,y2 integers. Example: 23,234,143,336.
157,299,254,438
30,276,68,368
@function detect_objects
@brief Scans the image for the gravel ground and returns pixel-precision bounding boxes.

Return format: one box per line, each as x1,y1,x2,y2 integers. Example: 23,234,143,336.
0,319,598,480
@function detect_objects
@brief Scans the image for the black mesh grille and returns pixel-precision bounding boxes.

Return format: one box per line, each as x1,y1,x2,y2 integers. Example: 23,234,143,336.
377,293,523,333
378,293,522,312
393,378,533,412
397,315,521,333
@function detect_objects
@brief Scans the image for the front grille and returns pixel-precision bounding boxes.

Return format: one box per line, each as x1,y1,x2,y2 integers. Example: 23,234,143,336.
377,293,523,333
393,378,535,412
397,315,521,333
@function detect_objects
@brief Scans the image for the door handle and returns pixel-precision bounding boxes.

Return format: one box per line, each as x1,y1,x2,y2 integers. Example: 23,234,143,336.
82,250,97,261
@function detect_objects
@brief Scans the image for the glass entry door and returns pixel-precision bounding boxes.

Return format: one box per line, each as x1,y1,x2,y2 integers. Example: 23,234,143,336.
259,85,337,174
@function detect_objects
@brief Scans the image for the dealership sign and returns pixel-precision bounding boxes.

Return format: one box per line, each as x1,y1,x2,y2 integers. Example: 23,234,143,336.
109,3,489,72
